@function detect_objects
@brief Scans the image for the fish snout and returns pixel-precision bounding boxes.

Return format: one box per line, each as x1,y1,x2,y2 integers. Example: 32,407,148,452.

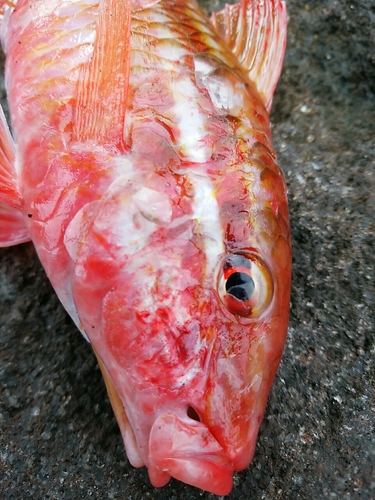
148,412,234,495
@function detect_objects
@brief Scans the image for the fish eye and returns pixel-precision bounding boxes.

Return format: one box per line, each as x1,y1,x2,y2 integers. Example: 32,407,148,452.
218,252,273,318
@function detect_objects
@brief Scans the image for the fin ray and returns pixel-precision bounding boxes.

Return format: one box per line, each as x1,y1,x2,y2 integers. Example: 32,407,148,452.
0,202,30,247
72,0,131,149
0,104,19,206
0,104,30,247
210,0,287,112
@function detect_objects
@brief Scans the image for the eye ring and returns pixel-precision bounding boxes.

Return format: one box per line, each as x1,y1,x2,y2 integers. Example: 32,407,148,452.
217,252,274,318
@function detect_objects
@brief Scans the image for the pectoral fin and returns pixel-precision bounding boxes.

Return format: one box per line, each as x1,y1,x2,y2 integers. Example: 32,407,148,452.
0,105,30,247
210,0,287,112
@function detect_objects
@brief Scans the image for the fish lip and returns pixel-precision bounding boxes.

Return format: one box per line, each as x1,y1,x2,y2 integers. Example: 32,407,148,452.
147,412,234,495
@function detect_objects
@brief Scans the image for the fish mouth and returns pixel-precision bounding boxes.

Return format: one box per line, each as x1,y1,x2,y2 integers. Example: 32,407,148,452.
147,412,234,495
94,348,234,494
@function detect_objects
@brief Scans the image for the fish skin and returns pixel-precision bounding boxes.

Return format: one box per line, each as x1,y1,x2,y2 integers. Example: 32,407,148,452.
0,0,291,495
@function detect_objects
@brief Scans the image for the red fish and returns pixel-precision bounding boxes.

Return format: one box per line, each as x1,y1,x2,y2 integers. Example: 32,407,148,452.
0,0,291,494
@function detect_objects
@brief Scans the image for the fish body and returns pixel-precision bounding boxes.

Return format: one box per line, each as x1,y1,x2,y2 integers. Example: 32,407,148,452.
0,0,291,494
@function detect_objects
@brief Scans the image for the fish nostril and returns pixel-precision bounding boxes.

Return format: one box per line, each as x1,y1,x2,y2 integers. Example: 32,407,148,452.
187,405,201,422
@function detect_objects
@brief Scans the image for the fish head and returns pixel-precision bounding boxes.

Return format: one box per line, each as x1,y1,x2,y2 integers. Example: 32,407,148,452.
64,140,291,494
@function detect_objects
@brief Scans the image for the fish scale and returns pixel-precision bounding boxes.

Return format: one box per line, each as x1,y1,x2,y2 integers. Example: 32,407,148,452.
0,0,291,495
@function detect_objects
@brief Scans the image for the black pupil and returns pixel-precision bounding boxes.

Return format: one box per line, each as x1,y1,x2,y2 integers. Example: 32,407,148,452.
225,272,254,301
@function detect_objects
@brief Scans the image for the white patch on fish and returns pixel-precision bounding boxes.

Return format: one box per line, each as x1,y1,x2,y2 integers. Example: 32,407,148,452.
189,172,225,278
169,76,210,162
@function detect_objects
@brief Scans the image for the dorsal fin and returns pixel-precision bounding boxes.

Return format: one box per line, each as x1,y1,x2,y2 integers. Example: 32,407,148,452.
72,0,131,150
210,0,287,113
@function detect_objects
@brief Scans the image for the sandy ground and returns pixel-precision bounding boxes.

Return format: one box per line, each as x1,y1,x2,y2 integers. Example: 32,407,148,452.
1,1,374,499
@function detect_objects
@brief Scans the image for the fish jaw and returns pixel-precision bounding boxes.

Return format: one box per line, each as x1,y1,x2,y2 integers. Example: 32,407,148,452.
95,316,222,485
91,281,289,493
148,413,233,495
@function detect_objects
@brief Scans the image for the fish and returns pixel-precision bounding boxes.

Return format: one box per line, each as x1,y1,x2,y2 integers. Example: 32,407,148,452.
0,0,291,495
